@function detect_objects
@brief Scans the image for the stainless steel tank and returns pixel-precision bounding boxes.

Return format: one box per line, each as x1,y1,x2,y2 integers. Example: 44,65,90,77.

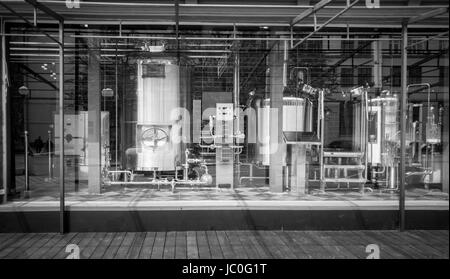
258,97,314,165
132,58,181,171
367,95,399,165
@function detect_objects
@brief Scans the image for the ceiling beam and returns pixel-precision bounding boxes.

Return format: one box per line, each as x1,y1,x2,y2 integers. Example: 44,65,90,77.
0,2,61,45
24,0,64,22
18,63,58,91
408,7,448,24
291,0,360,49
310,39,373,84
291,0,332,26
410,48,448,68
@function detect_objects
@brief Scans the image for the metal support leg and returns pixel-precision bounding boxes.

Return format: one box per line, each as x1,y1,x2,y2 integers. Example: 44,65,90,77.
399,22,408,232
58,21,65,234
23,130,30,199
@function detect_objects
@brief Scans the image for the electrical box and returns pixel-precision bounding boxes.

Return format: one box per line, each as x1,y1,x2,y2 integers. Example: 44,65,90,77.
54,111,110,180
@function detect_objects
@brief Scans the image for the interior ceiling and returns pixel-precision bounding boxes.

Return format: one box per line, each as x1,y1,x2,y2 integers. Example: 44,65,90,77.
2,1,448,96
0,0,448,27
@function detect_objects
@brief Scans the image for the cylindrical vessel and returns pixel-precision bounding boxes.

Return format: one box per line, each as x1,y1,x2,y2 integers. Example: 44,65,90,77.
134,59,181,171
258,97,314,165
368,95,399,165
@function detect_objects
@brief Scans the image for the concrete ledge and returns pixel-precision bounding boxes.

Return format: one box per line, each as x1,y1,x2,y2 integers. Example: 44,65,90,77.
0,203,448,232
0,200,448,211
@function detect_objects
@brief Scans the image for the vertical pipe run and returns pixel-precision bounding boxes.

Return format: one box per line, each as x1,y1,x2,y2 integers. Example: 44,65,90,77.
234,45,240,131
399,22,408,232
319,90,325,192
48,129,52,180
1,17,8,203
282,40,288,87
59,21,65,234
234,39,240,186
175,0,180,64
24,130,29,194
115,41,118,172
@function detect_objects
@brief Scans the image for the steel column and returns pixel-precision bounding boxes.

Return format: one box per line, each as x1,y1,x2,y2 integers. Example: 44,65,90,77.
1,17,7,203
399,22,408,232
58,20,65,234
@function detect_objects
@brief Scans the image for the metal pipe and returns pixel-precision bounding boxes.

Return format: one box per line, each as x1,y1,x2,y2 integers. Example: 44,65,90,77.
58,20,64,234
48,129,52,180
239,177,268,184
115,41,118,172
399,22,408,232
105,180,208,186
233,42,240,135
1,17,8,203
319,90,325,192
291,0,360,49
0,2,61,45
175,0,180,64
239,163,254,181
407,31,449,49
24,130,30,197
5,32,445,41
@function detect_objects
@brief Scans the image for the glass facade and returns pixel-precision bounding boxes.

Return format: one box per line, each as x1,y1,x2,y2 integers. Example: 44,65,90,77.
0,0,448,232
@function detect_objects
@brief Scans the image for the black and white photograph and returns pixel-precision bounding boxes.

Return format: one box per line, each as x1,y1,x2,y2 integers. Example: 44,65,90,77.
0,0,448,265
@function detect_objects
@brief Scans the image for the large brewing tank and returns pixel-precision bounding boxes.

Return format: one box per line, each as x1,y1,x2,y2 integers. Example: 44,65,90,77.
258,97,314,165
132,59,181,171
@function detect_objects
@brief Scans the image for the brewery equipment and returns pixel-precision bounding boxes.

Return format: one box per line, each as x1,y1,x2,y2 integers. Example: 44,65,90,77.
134,59,182,172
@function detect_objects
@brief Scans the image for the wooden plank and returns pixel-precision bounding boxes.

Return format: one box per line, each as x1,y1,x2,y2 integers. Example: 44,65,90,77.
323,231,367,259
115,232,137,259
257,231,286,259
23,233,55,259
276,231,309,259
127,232,146,259
4,233,44,259
289,231,350,259
150,232,166,259
367,231,435,259
237,231,261,259
355,231,409,259
196,231,211,259
245,231,272,259
52,232,86,259
413,230,449,245
27,233,64,259
0,233,16,247
7,233,36,248
0,236,22,259
311,231,357,259
225,231,249,259
266,231,297,259
298,244,337,259
163,231,176,259
371,230,444,259
215,231,236,259
186,231,199,259
41,233,78,259
175,231,187,259
139,232,156,259
103,232,126,259
90,232,116,259
286,231,320,245
206,231,223,259
401,231,448,258
72,232,105,259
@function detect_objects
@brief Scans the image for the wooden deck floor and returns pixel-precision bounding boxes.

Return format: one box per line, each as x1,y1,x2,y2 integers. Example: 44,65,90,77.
0,230,448,259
